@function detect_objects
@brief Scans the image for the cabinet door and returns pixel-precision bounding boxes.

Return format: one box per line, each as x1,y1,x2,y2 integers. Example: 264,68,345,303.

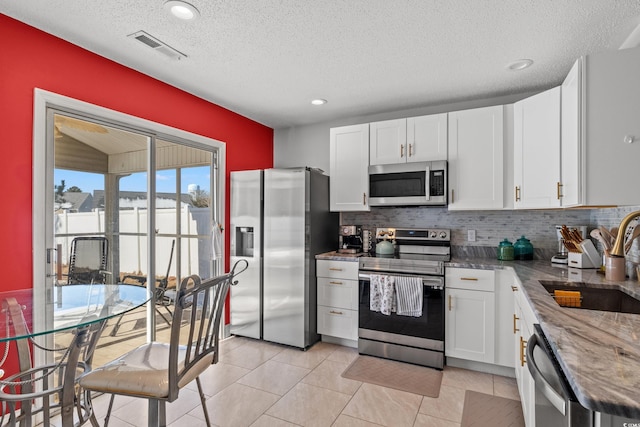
329,124,370,211
560,59,582,207
445,288,495,363
495,270,516,368
513,285,537,427
370,119,407,165
317,306,358,340
513,87,561,209
448,105,504,210
407,113,448,162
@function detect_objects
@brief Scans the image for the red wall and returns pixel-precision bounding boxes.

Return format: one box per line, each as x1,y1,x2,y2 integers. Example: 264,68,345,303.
0,14,274,292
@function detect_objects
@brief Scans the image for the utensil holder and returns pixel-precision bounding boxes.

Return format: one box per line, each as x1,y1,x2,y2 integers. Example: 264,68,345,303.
605,255,626,281
567,240,601,269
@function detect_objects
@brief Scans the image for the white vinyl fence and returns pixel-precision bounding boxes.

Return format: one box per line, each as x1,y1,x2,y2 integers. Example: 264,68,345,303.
55,206,213,279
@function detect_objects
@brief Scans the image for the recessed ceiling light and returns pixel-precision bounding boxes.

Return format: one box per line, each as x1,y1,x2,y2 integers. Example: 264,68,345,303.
164,1,200,20
507,59,534,71
311,99,327,106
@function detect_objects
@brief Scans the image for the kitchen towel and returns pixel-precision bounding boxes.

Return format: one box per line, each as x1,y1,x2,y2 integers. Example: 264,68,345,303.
211,222,223,260
370,274,396,315
395,276,423,317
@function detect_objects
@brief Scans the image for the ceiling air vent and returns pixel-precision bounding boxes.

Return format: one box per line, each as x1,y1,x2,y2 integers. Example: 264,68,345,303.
128,31,187,60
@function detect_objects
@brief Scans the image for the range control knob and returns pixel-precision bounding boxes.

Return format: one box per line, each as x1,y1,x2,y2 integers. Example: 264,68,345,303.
430,231,437,238
439,231,448,239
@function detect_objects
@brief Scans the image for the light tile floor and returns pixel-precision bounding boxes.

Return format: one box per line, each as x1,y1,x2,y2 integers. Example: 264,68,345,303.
81,336,522,427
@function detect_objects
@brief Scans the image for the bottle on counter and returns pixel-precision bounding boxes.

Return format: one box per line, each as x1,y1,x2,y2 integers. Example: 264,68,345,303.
497,238,514,261
514,235,534,260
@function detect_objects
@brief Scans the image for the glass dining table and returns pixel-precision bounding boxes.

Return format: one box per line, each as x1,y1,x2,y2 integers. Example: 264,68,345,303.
0,284,150,427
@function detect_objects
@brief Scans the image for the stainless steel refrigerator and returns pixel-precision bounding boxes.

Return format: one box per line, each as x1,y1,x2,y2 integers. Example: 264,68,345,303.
230,167,338,348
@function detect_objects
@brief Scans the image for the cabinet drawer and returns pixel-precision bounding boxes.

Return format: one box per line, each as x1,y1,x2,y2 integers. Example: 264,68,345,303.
446,268,495,292
317,277,359,310
317,306,358,341
317,259,359,280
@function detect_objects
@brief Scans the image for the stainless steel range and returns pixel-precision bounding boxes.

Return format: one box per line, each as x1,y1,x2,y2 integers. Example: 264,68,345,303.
358,227,450,369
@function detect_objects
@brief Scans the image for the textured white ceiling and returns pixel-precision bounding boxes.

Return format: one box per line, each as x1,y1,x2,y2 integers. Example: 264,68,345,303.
3,1,640,129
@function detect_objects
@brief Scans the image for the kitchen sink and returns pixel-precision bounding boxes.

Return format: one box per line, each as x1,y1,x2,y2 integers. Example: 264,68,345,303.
539,280,640,315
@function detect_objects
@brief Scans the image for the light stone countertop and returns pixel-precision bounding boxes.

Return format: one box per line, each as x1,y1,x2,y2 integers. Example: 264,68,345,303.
316,251,640,418
452,258,640,419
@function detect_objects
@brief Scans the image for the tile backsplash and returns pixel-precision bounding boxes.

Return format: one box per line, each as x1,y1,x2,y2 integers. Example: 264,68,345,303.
342,205,640,262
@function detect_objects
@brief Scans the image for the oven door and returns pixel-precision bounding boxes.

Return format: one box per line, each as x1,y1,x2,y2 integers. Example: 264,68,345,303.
358,273,445,368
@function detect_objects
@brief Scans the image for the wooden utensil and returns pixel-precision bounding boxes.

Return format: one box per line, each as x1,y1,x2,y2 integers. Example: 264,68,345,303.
625,226,640,254
599,226,615,248
590,229,611,253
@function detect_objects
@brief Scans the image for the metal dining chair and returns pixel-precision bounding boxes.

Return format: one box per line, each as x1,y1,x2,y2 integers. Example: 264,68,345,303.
79,260,248,427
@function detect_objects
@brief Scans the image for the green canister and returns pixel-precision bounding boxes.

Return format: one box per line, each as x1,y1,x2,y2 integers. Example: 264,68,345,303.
514,235,534,260
497,238,514,261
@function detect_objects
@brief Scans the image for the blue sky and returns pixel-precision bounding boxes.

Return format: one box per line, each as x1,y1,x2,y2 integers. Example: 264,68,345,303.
55,168,210,194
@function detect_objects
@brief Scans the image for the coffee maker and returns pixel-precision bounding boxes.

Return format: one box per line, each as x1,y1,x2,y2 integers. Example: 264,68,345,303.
338,225,363,253
552,225,588,264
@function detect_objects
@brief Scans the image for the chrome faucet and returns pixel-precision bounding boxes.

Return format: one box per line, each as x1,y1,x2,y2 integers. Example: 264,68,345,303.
610,210,640,257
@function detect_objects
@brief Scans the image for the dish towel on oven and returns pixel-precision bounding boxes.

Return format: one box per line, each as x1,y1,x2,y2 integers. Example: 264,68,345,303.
395,276,423,317
370,274,396,315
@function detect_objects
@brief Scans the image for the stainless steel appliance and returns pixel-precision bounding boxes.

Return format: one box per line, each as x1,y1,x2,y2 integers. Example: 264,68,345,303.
230,167,339,348
358,227,450,369
339,225,363,254
527,324,593,426
528,325,640,426
368,161,447,207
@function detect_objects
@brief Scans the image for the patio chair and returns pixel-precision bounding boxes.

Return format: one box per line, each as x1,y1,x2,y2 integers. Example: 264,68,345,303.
66,236,110,285
79,260,248,427
111,240,175,335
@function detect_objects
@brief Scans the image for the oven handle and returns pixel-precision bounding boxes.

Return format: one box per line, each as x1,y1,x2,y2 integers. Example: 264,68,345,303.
358,273,444,289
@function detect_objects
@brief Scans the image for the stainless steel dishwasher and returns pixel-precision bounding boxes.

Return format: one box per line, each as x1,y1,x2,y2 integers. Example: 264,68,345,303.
526,324,593,427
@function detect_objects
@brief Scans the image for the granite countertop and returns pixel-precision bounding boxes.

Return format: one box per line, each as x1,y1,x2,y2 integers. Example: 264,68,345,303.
317,251,640,418
451,257,640,419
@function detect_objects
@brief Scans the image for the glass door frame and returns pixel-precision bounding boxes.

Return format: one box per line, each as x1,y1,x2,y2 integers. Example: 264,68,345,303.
33,89,226,365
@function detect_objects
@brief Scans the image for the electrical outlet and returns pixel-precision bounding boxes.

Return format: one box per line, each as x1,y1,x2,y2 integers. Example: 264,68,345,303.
468,229,476,242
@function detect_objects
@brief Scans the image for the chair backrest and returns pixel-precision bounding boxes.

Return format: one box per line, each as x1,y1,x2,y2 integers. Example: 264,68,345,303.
166,260,247,401
156,239,176,292
67,237,109,284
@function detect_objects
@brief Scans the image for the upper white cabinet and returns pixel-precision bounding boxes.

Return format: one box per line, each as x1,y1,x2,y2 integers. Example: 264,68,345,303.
561,47,640,206
513,87,561,209
448,105,505,210
329,124,370,212
370,114,447,165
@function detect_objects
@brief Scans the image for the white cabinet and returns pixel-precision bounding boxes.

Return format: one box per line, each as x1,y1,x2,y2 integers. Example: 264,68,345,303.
512,278,538,427
494,269,516,368
448,105,505,210
561,47,640,207
370,114,447,166
445,268,496,363
329,124,370,211
316,260,359,341
513,87,561,209
369,119,406,165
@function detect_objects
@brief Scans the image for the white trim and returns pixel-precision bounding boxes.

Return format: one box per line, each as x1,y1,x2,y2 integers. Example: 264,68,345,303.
32,89,227,352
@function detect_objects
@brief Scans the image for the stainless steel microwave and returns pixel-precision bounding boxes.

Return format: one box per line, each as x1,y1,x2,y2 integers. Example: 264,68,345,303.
368,161,447,207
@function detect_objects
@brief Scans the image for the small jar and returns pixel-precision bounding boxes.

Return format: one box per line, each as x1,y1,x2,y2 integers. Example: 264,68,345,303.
514,235,534,260
497,239,514,261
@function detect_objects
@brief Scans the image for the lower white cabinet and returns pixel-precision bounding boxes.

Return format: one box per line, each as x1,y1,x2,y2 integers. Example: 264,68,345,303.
316,259,359,341
512,277,538,427
495,269,516,368
445,268,496,363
